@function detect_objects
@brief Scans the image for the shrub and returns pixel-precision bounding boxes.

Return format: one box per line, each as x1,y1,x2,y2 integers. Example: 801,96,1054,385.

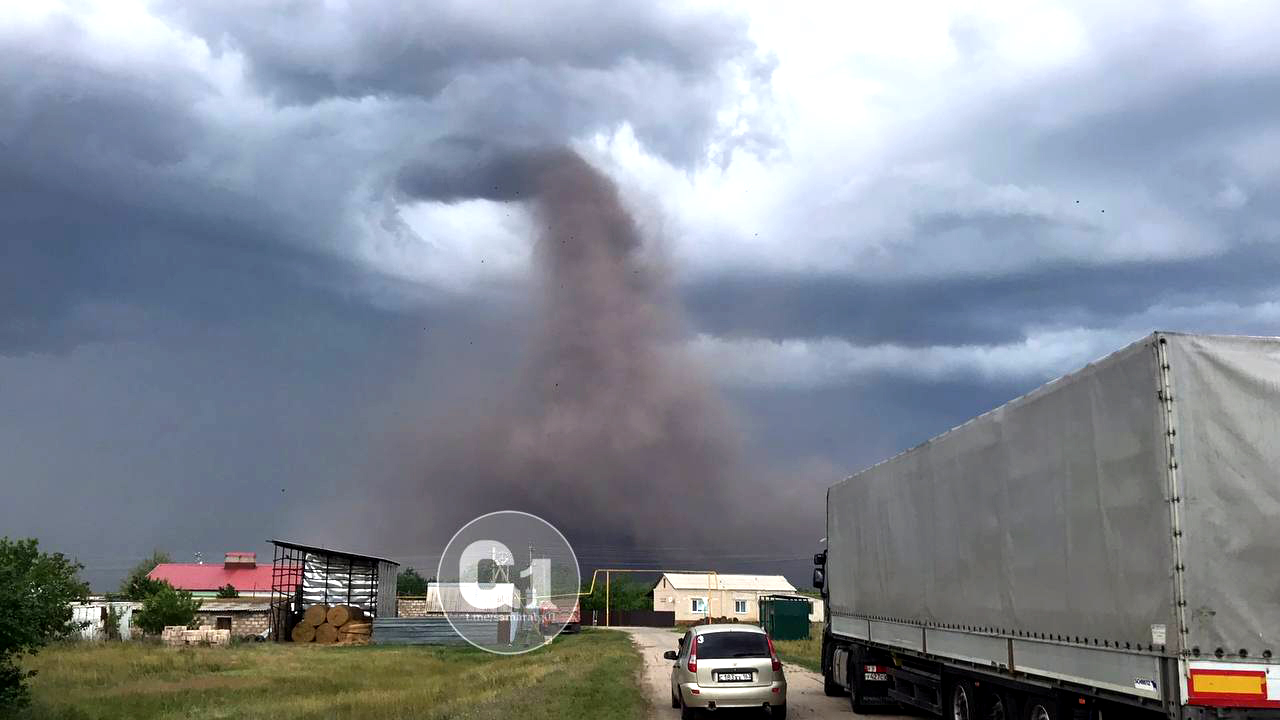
133,582,201,636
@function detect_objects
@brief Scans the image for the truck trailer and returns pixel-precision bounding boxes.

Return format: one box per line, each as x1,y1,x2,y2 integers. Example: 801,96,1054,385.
814,333,1280,719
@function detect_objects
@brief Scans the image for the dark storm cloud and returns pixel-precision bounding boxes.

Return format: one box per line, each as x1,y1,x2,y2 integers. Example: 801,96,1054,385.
160,1,752,101
1,0,775,588
156,0,769,166
683,244,1280,348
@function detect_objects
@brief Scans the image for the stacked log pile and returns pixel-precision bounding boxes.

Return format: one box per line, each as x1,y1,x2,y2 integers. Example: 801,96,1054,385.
290,604,371,645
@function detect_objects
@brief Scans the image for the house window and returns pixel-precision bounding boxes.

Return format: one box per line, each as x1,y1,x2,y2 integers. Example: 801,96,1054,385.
734,600,748,614
215,616,232,631
691,598,707,614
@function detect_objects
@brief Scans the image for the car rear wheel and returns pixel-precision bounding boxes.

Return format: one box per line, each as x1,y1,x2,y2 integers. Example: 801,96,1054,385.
670,689,680,708
679,694,697,720
772,702,787,719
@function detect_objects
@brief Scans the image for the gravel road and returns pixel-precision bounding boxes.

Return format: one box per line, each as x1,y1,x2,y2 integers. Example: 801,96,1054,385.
620,626,916,720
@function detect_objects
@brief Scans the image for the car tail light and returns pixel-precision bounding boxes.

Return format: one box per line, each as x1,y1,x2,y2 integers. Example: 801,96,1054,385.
766,635,782,672
688,639,697,672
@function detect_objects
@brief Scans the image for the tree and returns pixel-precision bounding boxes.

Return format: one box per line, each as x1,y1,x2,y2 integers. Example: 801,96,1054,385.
133,581,201,635
396,567,430,596
0,537,89,707
119,550,171,601
215,583,239,599
579,576,653,612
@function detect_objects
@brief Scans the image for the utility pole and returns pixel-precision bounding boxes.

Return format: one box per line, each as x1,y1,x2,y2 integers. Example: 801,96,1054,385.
605,571,610,627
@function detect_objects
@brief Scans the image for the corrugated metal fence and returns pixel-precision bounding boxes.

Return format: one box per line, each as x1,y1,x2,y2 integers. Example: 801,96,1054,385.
373,616,499,646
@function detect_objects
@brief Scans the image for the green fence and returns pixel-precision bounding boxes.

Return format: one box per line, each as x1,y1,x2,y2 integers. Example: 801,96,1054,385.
759,595,812,641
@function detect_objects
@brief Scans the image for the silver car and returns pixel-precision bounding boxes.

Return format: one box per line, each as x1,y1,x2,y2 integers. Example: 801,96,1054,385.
664,624,787,719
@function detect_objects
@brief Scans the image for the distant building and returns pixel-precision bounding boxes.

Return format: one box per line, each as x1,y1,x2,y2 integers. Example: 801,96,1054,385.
71,599,140,640
397,582,516,617
194,600,273,638
148,552,276,598
652,573,797,623
145,552,277,636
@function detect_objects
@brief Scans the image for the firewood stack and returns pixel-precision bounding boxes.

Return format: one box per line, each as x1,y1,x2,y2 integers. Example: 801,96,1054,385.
290,603,372,645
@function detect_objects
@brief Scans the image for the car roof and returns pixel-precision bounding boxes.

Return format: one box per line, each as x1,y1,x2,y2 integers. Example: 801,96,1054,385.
690,624,766,636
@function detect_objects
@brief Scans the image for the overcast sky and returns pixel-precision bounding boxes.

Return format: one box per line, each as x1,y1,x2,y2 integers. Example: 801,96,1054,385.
5,1,1280,589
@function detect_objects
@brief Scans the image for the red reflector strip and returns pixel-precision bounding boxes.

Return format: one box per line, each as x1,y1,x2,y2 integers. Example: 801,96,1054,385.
1188,669,1276,708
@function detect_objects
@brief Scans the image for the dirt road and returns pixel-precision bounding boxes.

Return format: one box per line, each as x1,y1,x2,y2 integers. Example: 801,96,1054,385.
621,626,916,720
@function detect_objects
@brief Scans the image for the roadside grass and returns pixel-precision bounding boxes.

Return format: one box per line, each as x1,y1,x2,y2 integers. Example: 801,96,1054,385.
15,628,645,720
772,624,823,674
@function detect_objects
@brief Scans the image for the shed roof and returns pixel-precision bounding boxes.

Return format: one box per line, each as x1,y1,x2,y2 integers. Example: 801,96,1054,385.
269,539,399,567
658,573,797,592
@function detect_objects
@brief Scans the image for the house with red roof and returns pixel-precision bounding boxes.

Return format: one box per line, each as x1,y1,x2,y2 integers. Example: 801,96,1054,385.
148,552,281,598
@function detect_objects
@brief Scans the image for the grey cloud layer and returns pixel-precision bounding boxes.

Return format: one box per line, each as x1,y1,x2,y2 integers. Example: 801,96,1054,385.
7,2,1280,587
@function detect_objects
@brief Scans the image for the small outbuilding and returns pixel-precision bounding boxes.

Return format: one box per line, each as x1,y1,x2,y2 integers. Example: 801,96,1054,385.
268,539,399,641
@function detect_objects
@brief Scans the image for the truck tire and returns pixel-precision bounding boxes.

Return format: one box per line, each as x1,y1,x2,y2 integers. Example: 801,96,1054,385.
947,679,978,720
822,636,843,696
1023,697,1057,720
983,688,1016,720
824,672,843,697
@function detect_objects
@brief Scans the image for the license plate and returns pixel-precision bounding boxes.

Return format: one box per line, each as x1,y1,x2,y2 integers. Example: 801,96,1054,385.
864,672,888,682
716,671,753,682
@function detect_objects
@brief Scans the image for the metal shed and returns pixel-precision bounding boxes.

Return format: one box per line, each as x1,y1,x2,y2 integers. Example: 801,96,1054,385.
268,539,399,641
759,595,813,641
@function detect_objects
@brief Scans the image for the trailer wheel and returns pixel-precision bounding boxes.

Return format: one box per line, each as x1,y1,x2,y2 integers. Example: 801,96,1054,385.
983,689,1016,720
947,680,978,720
1023,698,1057,720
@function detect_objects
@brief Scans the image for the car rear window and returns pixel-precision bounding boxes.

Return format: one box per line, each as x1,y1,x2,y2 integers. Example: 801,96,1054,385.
696,631,770,659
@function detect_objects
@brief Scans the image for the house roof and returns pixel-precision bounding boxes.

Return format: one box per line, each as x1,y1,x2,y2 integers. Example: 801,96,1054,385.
658,573,797,592
149,563,298,592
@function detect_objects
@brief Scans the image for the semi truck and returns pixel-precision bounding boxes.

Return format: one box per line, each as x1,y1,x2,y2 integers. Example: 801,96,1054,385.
814,333,1280,719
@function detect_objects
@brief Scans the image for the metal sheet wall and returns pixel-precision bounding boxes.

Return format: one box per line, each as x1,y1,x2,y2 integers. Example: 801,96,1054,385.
828,335,1175,650
302,553,377,612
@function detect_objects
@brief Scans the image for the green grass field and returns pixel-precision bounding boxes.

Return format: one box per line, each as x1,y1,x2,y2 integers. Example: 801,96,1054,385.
14,629,645,720
771,625,822,674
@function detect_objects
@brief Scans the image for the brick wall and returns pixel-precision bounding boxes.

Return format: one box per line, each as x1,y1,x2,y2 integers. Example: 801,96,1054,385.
193,610,271,638
397,598,434,617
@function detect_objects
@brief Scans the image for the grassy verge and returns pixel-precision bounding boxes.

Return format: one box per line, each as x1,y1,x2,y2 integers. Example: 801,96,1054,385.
16,628,645,720
772,624,822,674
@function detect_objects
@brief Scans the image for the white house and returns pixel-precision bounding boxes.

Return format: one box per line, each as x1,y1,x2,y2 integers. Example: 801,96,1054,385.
652,573,797,623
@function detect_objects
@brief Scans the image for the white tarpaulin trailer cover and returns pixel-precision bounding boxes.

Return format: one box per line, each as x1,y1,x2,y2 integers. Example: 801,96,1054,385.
828,332,1280,662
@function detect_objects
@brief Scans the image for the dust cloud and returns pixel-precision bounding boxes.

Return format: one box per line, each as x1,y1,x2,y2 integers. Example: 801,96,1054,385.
381,148,822,573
